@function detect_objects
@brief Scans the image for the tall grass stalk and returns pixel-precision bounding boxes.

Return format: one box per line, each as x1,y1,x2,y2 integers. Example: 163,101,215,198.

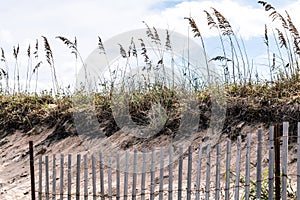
42,36,59,96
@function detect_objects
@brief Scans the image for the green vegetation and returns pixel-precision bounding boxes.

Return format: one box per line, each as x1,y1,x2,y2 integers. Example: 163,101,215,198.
1,1,300,140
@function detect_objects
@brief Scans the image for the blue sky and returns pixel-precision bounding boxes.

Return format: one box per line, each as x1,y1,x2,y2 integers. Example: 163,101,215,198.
0,0,299,91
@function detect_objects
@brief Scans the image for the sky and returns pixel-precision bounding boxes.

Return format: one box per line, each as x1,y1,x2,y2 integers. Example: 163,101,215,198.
0,0,300,92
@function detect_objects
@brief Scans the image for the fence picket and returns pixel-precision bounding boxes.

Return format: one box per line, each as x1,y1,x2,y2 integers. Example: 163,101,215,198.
116,153,120,200
256,129,262,199
59,154,64,200
92,154,97,200
108,157,112,200
195,144,203,200
150,148,156,200
297,122,300,199
168,147,173,200
84,154,88,200
67,154,72,200
234,136,241,200
124,151,129,200
205,145,211,200
99,152,105,200
38,155,42,200
225,139,231,200
45,155,49,200
245,134,251,200
178,147,183,200
76,154,81,200
187,146,192,200
52,154,56,200
141,149,147,200
159,148,165,200
282,122,289,200
268,127,274,200
215,144,220,200
132,150,137,200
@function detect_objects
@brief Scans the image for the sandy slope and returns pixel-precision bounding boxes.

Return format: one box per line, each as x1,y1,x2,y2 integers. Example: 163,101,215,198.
0,124,298,199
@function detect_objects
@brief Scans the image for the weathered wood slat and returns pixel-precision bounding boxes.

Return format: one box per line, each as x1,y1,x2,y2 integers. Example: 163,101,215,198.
268,126,274,200
38,155,42,200
150,148,156,200
205,145,211,200
59,154,64,200
245,134,251,200
52,154,56,200
195,144,203,200
159,148,165,200
132,150,138,200
297,122,300,199
168,147,173,200
234,136,241,200
99,152,105,200
67,154,72,200
256,129,262,199
45,155,49,200
141,149,147,200
187,146,192,200
282,122,289,200
92,154,97,200
84,154,88,200
178,147,183,200
108,157,113,200
215,144,220,200
116,153,120,200
225,139,231,200
123,151,129,200
76,154,81,200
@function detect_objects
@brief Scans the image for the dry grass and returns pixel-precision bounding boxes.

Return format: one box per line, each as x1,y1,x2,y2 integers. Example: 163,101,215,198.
1,1,300,142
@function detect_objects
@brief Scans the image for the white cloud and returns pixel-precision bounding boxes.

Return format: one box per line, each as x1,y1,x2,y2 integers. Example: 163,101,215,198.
0,0,300,92
144,0,270,40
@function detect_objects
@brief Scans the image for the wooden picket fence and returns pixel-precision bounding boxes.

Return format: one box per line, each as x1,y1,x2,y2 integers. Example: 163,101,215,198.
29,122,300,199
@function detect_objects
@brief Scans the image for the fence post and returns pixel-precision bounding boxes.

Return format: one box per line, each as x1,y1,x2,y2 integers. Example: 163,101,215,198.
29,141,36,200
274,124,281,200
